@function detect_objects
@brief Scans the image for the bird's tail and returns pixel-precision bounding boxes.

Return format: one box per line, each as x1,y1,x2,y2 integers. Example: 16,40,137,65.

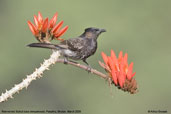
27,43,60,50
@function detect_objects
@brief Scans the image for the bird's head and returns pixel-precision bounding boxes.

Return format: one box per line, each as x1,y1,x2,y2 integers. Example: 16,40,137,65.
81,27,106,39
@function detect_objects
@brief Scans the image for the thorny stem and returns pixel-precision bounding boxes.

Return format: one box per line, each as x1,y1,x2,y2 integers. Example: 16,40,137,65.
0,50,60,103
0,51,108,103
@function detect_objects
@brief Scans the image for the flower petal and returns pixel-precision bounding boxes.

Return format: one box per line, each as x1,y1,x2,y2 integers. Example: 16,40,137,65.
111,69,118,85
118,51,123,63
101,52,108,65
132,72,136,78
49,12,58,29
111,50,119,71
123,53,128,65
127,62,133,80
111,50,117,64
51,21,64,34
108,57,114,70
123,53,128,73
118,73,124,88
38,11,43,24
54,26,68,38
34,15,39,28
42,18,48,33
27,21,38,36
118,58,126,87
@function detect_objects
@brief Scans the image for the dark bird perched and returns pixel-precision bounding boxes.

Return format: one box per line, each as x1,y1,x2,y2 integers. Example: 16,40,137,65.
28,27,106,68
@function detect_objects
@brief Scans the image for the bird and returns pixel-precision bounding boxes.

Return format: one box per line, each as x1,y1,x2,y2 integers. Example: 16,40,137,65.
28,27,106,69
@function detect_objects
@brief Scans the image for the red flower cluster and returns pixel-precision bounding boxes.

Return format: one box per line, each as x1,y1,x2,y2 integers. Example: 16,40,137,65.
27,12,68,42
99,50,137,94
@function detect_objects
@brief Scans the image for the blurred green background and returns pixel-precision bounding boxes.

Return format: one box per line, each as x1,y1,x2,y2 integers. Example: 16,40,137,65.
0,0,170,113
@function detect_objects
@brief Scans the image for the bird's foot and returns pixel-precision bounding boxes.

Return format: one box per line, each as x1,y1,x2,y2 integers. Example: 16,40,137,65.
63,58,68,64
86,65,92,73
82,60,92,73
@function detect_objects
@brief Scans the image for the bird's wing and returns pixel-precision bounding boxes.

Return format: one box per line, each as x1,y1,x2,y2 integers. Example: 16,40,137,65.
59,37,85,51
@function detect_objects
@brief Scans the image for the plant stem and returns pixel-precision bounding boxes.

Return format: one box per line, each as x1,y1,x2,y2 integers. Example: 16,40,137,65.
0,51,108,103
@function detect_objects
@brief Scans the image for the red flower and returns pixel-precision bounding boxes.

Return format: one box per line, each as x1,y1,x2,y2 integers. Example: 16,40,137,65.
27,21,39,36
27,12,68,42
51,20,69,40
99,50,137,94
48,12,58,29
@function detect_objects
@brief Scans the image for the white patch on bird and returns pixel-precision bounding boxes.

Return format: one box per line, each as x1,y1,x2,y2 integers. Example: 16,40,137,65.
64,49,76,56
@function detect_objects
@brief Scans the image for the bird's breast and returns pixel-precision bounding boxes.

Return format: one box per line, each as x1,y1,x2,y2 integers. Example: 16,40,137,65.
80,40,97,59
62,49,80,60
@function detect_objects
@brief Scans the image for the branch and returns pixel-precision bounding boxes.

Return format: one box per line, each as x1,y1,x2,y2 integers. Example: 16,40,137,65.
56,59,108,79
0,50,61,103
0,51,108,103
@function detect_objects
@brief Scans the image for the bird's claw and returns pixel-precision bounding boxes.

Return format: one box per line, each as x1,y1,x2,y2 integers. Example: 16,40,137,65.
64,58,68,64
86,66,92,73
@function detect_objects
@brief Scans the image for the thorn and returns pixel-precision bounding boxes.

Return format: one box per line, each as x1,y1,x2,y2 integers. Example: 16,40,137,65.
46,68,50,70
25,85,28,89
35,68,38,71
17,91,20,94
9,95,14,99
32,77,36,80
14,84,17,87
37,74,42,78
1,93,4,98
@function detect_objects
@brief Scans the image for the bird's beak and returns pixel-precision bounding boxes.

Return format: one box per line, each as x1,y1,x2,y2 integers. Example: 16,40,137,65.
100,29,106,33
